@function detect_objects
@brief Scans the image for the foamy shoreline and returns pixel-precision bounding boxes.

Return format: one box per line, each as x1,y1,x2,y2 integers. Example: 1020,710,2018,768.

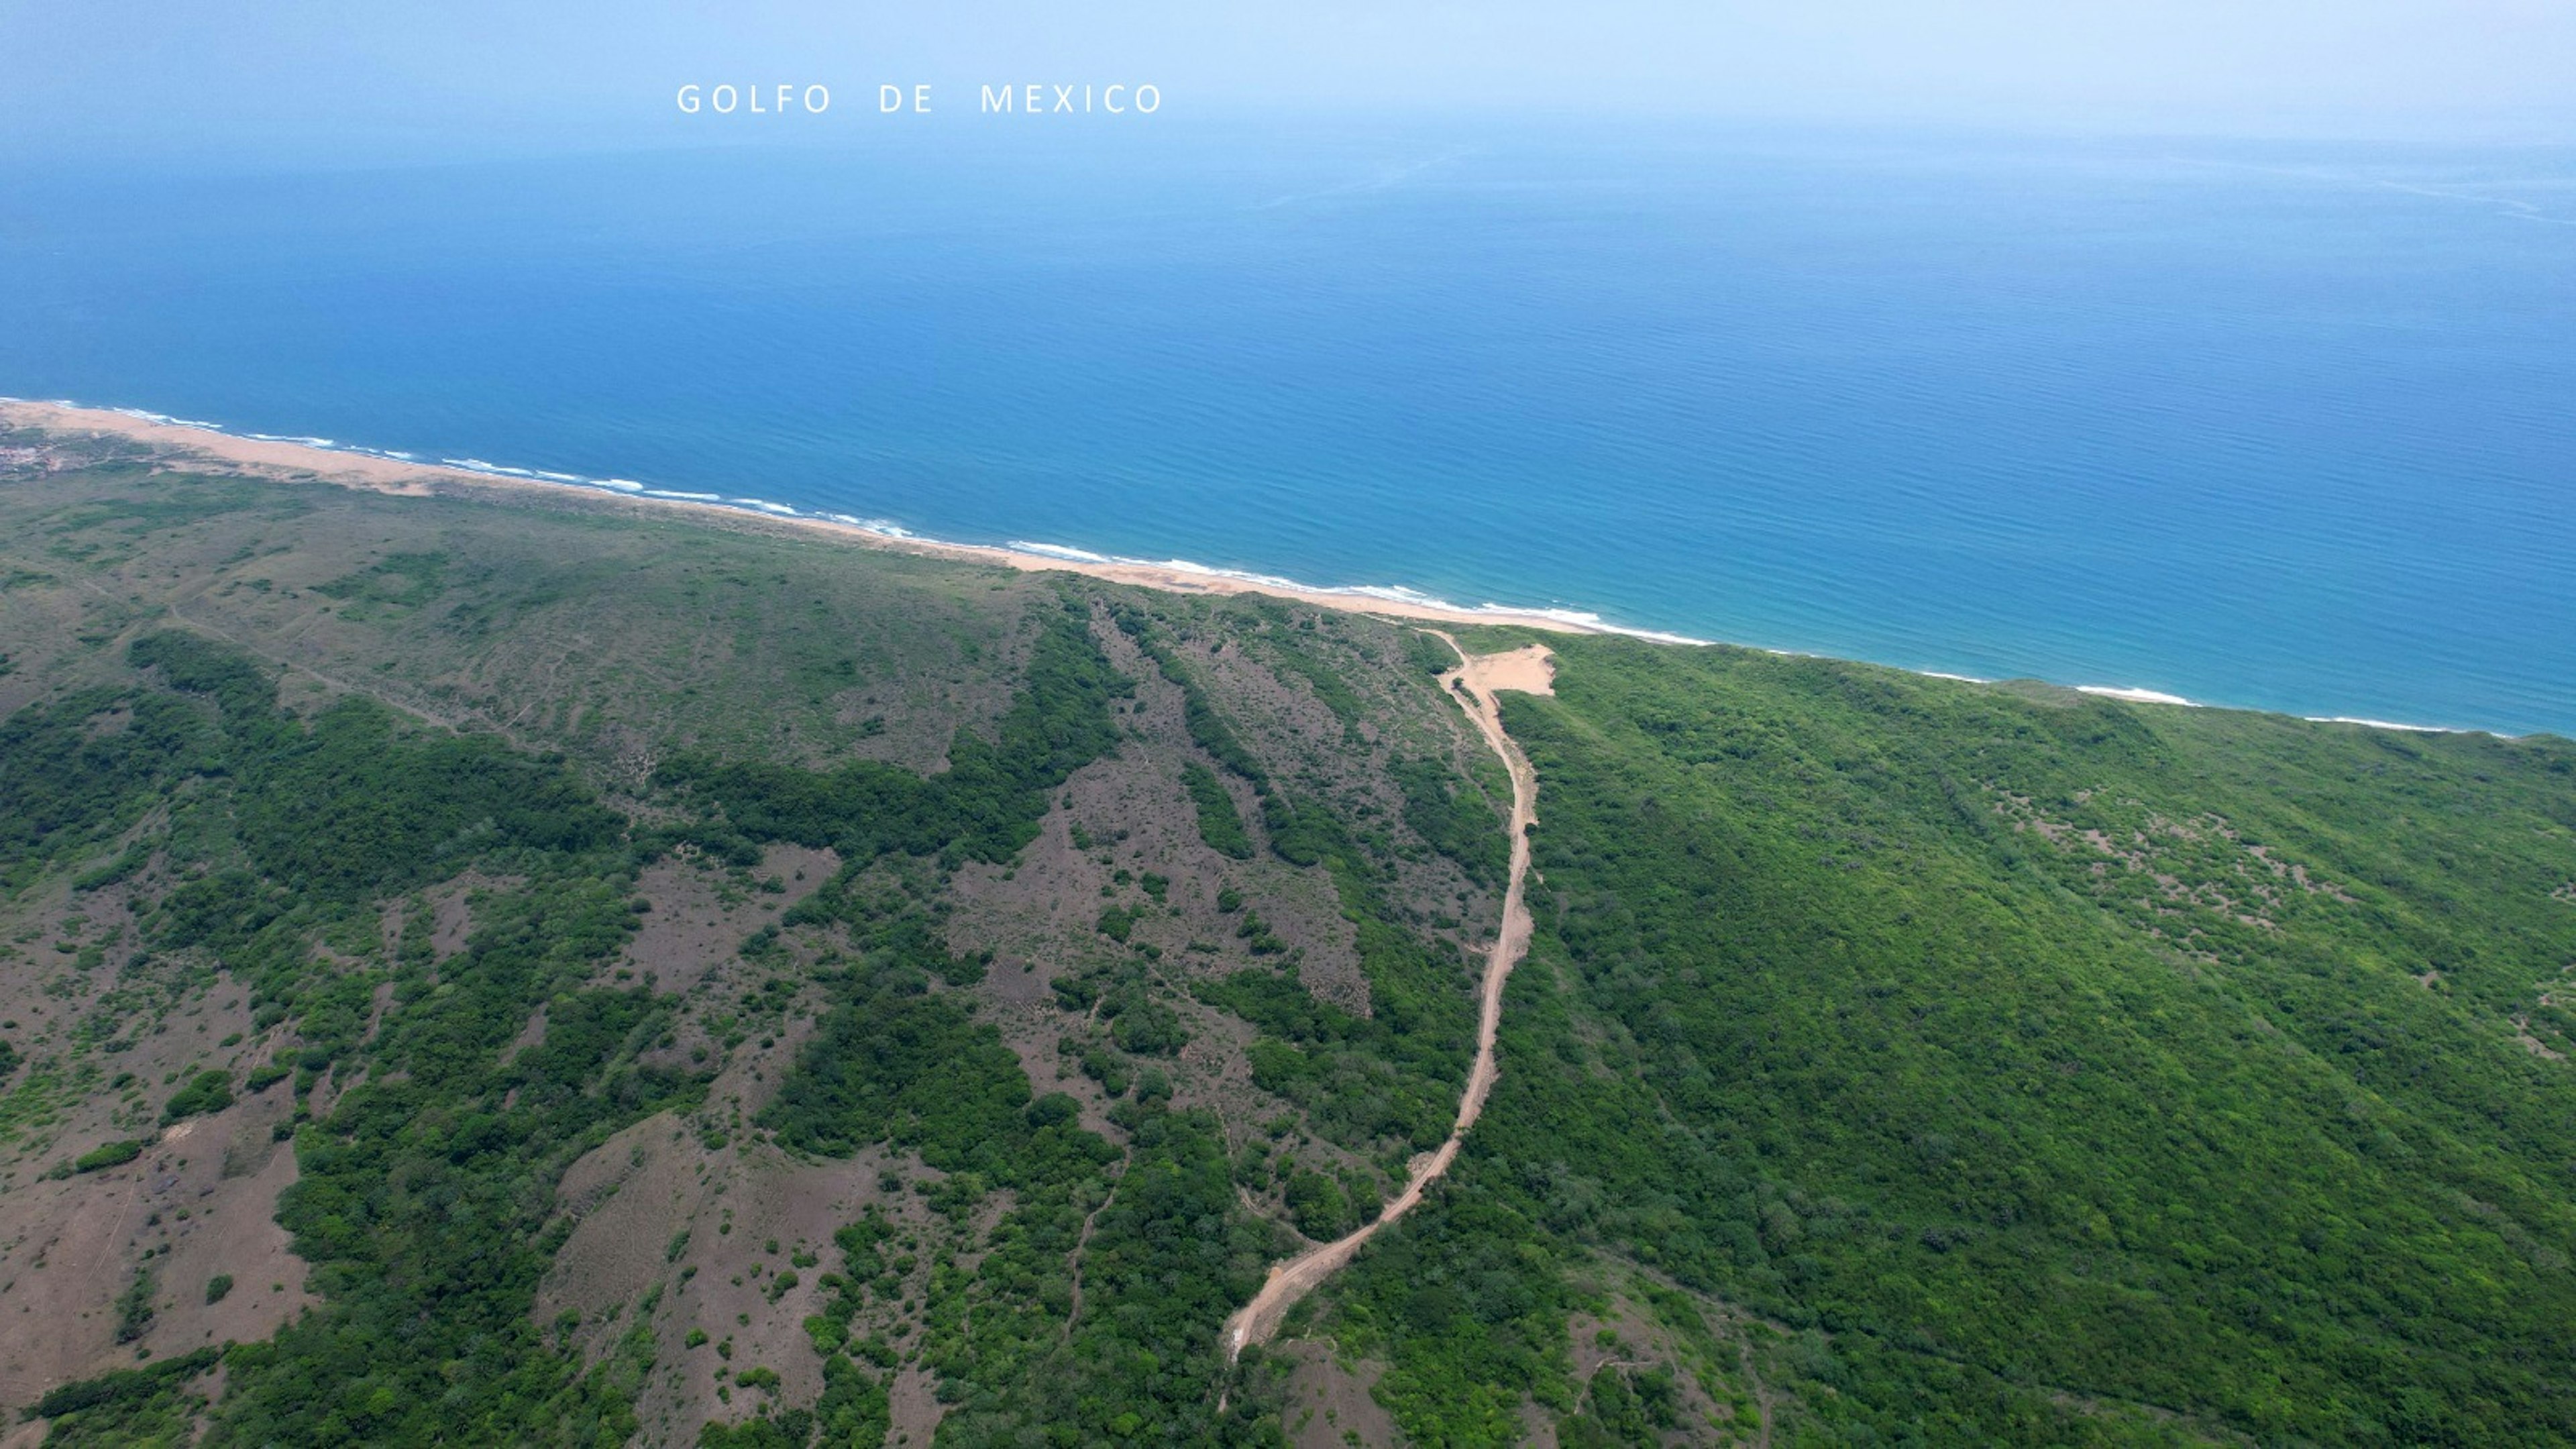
0,397,1685,641
0,396,2497,737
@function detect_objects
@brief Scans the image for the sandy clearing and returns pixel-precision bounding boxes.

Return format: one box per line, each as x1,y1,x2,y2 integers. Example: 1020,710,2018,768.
1220,634,1547,1362
1,400,1615,638
1457,643,1556,698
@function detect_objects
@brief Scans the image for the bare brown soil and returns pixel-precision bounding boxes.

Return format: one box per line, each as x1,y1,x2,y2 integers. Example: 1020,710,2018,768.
615,845,837,996
0,839,319,1407
0,1068,312,1408
1277,1341,1404,1448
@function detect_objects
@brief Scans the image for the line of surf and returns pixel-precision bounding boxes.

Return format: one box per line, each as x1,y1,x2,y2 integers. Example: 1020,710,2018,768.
0,394,2506,737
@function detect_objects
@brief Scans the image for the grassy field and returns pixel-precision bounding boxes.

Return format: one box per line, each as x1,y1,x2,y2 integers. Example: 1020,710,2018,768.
1,429,2571,1446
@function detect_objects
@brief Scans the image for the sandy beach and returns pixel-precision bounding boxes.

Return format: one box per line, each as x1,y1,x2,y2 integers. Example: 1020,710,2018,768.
10,398,2500,735
0,398,1617,639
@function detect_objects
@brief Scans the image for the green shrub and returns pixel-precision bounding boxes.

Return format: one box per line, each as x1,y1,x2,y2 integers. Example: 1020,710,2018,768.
1285,1169,1352,1240
160,1069,233,1124
113,1266,154,1344
29,1346,222,1420
1095,904,1141,942
72,1139,146,1173
1180,764,1252,859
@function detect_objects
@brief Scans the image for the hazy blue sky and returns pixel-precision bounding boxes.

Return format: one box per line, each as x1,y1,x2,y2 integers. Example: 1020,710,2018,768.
5,0,2575,163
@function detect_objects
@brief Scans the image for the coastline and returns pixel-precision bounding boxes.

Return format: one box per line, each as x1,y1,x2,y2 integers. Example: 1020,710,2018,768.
0,397,1644,641
0,397,2511,737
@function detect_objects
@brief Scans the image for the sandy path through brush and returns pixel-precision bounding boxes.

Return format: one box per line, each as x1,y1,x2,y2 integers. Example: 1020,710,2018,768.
1220,636,1551,1362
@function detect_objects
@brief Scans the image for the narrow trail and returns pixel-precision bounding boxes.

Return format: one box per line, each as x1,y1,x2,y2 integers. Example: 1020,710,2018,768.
1220,634,1551,1363
1061,1152,1128,1340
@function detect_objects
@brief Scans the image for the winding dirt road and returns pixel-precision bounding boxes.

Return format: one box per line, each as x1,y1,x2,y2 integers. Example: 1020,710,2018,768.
1221,635,1551,1361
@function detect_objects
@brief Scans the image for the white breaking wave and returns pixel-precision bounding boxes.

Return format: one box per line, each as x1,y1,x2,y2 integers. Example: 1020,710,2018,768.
2,393,2524,737
1489,608,1715,647
831,515,912,535
2308,715,2457,734
1001,541,1718,645
128,410,225,429
2078,685,2200,706
1008,541,1114,565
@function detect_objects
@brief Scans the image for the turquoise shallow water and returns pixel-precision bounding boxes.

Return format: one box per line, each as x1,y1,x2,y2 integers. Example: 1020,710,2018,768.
3,123,2571,734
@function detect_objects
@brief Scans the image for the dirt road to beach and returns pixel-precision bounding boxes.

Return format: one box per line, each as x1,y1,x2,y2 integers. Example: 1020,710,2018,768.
1220,637,1551,1360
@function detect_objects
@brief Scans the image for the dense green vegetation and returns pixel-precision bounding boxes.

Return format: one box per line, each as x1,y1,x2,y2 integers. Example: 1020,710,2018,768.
123,627,622,911
24,1347,225,1446
661,598,1128,868
764,971,1041,1165
158,1067,232,1124
1179,761,1254,859
1390,753,1508,887
1198,966,1460,1157
0,687,213,890
1320,635,2576,1445
771,947,1284,1445
70,1138,146,1173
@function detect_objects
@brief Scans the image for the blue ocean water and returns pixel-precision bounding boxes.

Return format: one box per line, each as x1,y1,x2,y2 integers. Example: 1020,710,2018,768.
3,123,2571,735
